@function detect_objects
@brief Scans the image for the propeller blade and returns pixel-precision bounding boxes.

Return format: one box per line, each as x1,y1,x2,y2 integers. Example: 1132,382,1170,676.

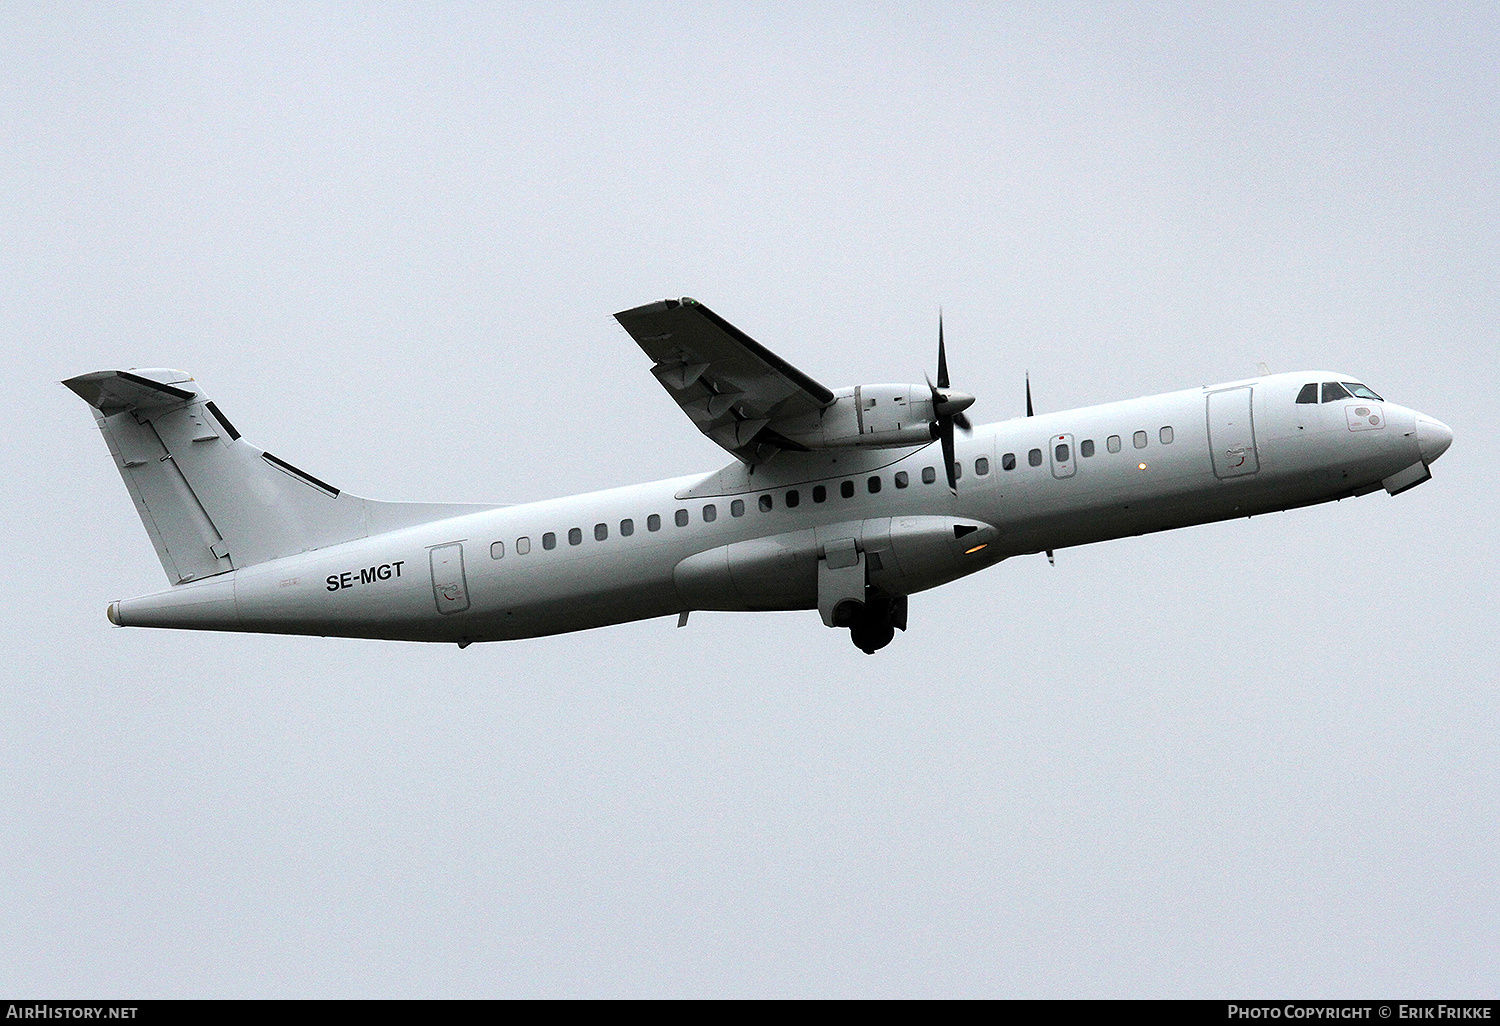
937,313,950,390
1025,373,1034,418
930,312,969,486
940,416,957,494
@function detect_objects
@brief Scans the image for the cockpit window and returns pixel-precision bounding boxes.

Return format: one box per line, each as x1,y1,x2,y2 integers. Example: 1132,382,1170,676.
1342,382,1383,401
1321,381,1351,403
1296,383,1319,404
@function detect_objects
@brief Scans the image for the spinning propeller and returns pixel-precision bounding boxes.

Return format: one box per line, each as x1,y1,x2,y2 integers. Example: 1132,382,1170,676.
927,314,975,494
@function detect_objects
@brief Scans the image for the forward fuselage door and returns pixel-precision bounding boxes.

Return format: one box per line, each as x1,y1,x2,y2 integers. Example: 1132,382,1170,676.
1207,386,1259,478
430,542,471,614
1049,433,1076,479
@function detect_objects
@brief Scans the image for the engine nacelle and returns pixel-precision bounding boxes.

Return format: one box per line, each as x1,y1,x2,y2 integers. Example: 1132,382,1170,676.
775,384,936,450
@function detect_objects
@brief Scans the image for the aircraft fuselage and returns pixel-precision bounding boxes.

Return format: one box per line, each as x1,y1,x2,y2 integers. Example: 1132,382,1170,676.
108,370,1450,647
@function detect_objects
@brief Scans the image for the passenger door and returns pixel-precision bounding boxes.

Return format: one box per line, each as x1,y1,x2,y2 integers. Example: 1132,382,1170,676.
1207,387,1259,478
430,542,470,614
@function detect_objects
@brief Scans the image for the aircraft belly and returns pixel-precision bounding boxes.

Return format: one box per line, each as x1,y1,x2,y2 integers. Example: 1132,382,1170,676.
465,550,682,640
473,583,683,641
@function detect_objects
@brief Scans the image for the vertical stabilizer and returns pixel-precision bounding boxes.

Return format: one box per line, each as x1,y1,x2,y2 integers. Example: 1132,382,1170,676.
65,369,496,584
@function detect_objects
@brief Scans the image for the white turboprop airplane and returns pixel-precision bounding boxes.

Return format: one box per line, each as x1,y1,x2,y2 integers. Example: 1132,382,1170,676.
67,297,1453,653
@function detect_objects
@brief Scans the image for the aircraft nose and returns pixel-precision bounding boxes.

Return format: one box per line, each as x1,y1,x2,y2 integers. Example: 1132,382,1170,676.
1416,414,1453,465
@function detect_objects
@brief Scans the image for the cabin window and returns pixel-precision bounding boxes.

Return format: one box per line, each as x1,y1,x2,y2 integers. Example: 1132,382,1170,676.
490,540,504,559
1321,381,1351,403
1028,448,1043,467
1002,452,1016,471
1134,430,1148,449
1055,443,1070,462
951,462,962,481
1080,439,1095,458
620,519,634,537
569,527,583,546
731,499,745,517
842,480,856,498
759,494,774,512
647,514,661,532
922,467,936,484
675,509,689,527
542,532,556,550
868,476,882,493
785,490,800,508
516,536,531,555
703,504,717,522
895,470,909,488
1107,435,1121,453
1160,426,1174,444
813,485,827,503
975,457,990,476
1296,383,1319,404
595,523,608,541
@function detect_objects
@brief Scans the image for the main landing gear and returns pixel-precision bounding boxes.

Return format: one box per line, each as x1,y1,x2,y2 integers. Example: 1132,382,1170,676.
832,591,908,654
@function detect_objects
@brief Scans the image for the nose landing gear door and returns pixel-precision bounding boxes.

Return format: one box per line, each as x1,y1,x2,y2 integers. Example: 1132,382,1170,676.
430,542,470,614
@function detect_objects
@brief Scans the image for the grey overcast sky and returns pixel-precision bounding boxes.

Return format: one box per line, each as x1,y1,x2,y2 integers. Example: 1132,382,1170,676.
3,2,1496,998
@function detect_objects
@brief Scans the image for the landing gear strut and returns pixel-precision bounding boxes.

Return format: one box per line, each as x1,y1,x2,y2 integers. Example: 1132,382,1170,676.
834,591,908,654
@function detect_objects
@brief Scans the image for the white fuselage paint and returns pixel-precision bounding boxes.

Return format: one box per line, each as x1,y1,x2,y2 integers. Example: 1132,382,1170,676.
112,371,1441,644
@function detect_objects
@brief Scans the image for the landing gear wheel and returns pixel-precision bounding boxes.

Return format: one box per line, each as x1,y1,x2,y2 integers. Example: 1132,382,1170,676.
850,616,895,654
848,594,896,654
831,598,863,629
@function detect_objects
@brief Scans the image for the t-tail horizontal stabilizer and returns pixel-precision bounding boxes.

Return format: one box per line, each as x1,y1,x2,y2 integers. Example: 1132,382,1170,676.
65,368,497,585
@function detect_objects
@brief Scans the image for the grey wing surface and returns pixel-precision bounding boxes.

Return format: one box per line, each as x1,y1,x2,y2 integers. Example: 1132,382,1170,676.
614,297,834,464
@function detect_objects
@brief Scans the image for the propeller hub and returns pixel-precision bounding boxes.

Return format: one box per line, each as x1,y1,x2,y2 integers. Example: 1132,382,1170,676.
934,390,975,418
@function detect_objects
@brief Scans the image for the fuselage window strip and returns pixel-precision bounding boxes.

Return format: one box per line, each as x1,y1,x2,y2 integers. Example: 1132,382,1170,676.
491,434,1146,569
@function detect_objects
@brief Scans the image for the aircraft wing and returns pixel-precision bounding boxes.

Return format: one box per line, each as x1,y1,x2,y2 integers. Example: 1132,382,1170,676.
614,297,835,464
